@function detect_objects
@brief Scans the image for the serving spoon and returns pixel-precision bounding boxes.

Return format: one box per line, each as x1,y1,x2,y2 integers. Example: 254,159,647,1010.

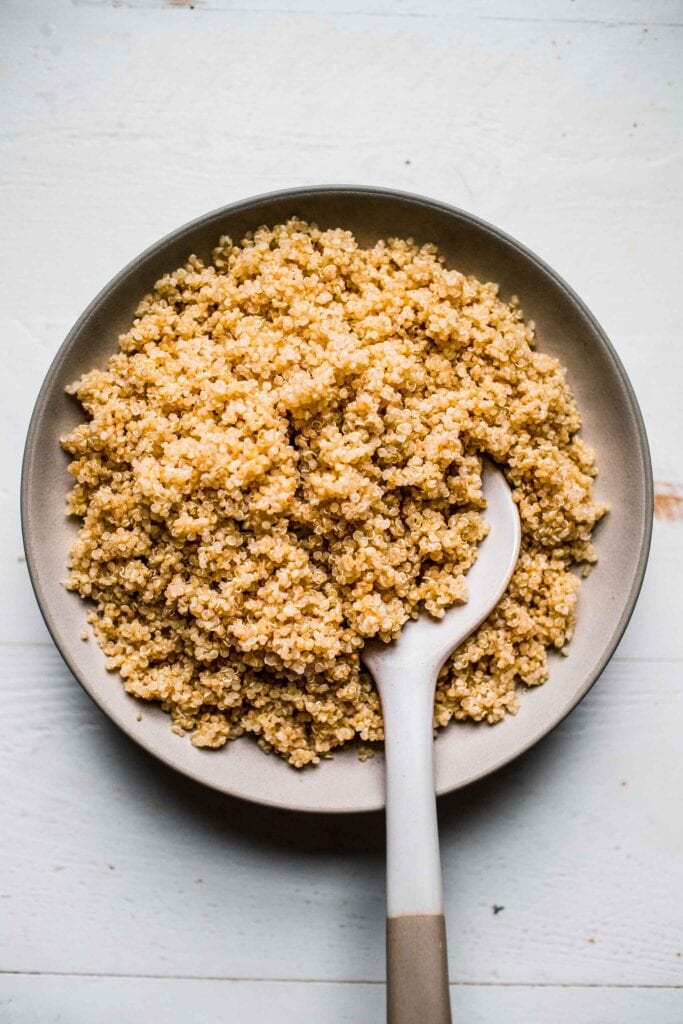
362,461,521,1024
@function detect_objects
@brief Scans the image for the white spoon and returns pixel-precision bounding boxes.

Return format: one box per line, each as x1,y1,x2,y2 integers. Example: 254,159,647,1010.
362,461,521,1024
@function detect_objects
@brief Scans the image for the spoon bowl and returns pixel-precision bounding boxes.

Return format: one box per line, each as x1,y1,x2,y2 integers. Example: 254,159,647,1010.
363,461,521,681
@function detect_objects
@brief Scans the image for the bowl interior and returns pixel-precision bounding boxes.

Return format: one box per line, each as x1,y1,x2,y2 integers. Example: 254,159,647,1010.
22,187,652,812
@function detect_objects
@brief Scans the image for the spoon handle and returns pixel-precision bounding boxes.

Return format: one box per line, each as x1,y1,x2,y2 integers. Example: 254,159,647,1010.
379,667,452,1024
387,915,451,1024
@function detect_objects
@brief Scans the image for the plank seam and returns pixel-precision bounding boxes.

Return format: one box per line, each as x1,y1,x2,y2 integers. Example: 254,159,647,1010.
1,972,681,989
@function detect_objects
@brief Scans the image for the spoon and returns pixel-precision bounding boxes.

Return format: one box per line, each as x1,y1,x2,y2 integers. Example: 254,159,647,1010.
362,461,521,1024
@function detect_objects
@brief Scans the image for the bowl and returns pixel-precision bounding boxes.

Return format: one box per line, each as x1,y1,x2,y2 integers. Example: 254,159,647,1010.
21,186,653,812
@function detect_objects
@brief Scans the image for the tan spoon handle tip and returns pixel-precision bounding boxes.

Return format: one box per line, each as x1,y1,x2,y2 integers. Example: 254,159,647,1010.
387,915,452,1024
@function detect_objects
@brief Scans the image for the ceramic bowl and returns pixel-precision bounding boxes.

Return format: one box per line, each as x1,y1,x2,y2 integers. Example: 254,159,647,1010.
22,186,652,812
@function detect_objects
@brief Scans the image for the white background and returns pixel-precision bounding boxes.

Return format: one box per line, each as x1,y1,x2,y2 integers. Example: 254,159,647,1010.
1,1,682,1021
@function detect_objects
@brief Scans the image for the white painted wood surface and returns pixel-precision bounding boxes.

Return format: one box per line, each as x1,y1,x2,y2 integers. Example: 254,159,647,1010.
2,976,683,1024
1,0,681,1020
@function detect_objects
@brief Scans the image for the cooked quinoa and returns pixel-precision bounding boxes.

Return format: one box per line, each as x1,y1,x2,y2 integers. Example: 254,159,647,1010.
62,220,606,767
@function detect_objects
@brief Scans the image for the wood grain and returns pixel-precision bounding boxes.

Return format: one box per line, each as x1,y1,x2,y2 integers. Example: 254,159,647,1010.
654,483,683,523
1,650,681,985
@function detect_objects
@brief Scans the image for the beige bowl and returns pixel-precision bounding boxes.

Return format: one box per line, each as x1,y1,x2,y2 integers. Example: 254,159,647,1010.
21,186,652,812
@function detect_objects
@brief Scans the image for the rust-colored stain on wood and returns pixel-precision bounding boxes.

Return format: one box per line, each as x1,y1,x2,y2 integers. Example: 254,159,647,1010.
167,0,194,7
654,482,683,522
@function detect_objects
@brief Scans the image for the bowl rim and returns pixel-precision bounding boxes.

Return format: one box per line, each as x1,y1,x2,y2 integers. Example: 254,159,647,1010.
21,184,654,813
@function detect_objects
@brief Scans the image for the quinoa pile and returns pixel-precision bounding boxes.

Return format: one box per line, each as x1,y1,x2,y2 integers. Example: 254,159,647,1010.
62,220,606,766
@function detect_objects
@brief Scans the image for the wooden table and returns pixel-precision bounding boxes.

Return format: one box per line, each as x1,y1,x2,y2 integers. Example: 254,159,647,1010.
1,1,681,1020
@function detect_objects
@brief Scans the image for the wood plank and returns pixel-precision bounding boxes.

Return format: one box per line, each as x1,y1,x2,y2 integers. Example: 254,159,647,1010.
59,0,683,26
1,3,681,330
1,651,681,984
1,976,681,1024
2,0,681,650
0,319,55,647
